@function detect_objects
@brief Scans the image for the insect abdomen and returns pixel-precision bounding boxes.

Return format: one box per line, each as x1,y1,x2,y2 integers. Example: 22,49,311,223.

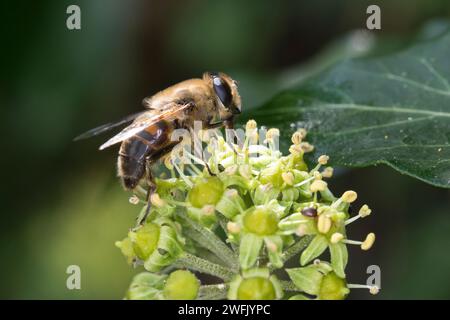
117,120,176,190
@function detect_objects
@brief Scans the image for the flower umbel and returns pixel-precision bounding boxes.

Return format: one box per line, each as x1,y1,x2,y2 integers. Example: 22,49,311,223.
116,120,378,300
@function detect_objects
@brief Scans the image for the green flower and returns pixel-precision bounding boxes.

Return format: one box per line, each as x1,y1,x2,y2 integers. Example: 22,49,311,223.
227,268,283,300
232,200,287,269
287,261,349,300
116,221,184,272
163,270,200,300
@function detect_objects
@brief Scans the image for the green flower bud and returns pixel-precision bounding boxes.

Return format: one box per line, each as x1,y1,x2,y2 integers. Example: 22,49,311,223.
128,223,160,261
318,272,350,300
163,270,200,300
243,207,279,236
188,177,224,208
238,277,275,300
228,268,283,300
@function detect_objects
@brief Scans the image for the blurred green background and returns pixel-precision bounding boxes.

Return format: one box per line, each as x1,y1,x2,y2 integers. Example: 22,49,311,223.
1,0,449,299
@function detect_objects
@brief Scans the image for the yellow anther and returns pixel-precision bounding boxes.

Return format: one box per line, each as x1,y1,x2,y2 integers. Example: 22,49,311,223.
330,232,344,244
297,128,307,139
289,144,303,155
310,180,327,192
150,193,166,207
361,233,376,250
299,142,314,153
341,190,357,203
202,205,216,216
291,131,303,145
225,188,239,198
227,221,241,234
282,172,295,186
245,119,257,131
317,214,332,234
313,171,322,180
369,286,380,295
359,204,372,217
265,128,280,141
318,155,330,165
322,167,334,178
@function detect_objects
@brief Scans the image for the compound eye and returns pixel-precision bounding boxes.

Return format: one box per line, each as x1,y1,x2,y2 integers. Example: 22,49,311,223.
213,76,232,108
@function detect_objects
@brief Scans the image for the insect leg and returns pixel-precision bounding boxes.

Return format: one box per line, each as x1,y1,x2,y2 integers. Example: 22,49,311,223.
138,172,156,225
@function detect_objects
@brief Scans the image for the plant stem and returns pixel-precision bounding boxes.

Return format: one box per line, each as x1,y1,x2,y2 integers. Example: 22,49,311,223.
177,212,239,271
198,284,228,300
174,253,235,281
282,235,313,263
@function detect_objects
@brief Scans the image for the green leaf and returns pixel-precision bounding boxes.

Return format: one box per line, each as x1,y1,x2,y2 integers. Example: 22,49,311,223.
300,235,328,266
329,242,348,278
239,233,263,269
286,266,324,295
252,32,450,188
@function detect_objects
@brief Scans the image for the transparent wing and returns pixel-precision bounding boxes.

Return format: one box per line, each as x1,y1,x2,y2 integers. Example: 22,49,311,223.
73,111,145,141
99,102,192,150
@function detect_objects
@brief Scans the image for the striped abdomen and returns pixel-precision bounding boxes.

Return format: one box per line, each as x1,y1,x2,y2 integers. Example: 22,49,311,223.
118,120,176,189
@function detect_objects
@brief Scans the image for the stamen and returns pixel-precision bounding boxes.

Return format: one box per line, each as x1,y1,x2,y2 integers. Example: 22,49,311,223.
282,172,295,186
347,284,379,295
361,233,376,250
310,180,327,193
299,142,314,153
291,131,303,145
317,214,332,234
318,155,329,165
341,190,358,203
227,221,241,234
359,204,372,217
245,119,257,132
313,171,322,180
289,144,303,156
345,204,372,225
322,166,334,178
330,232,344,244
150,193,166,207
294,176,315,187
202,205,216,216
265,128,280,141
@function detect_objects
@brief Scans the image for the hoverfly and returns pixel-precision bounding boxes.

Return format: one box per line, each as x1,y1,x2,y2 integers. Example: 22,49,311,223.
75,72,242,223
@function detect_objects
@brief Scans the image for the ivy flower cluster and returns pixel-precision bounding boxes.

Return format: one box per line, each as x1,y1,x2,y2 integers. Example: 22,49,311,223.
115,120,378,300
